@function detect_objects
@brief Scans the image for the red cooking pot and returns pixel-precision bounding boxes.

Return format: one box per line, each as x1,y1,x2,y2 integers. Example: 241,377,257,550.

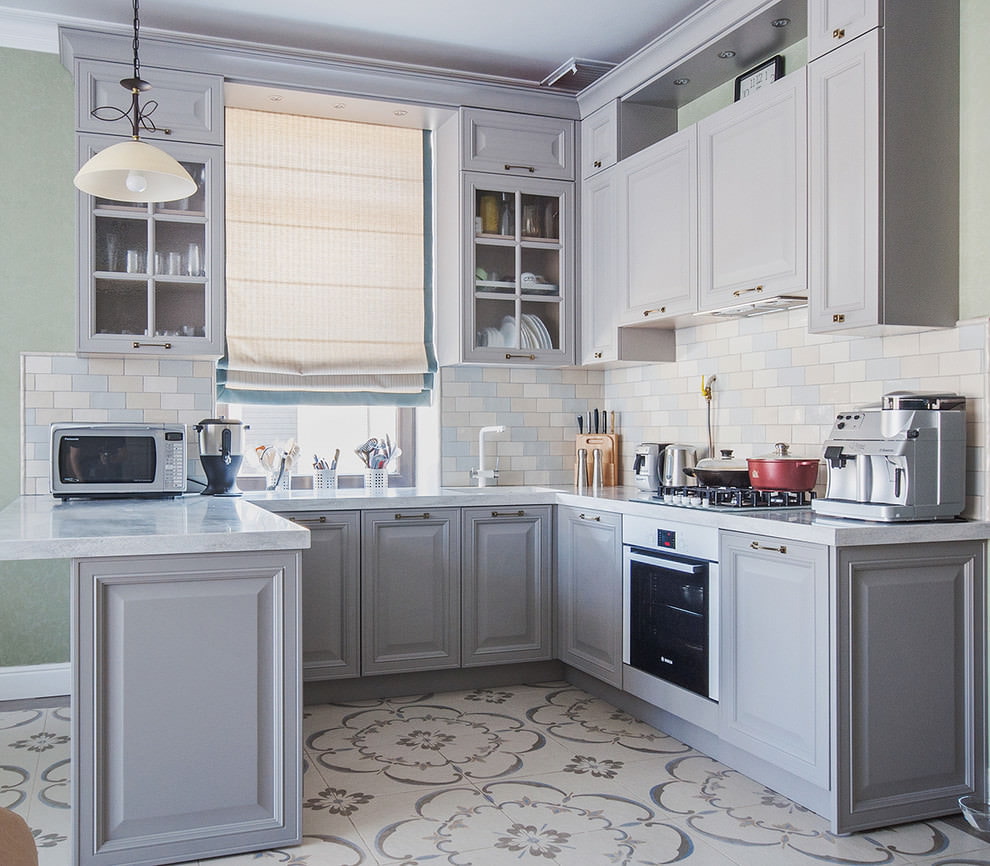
747,443,820,491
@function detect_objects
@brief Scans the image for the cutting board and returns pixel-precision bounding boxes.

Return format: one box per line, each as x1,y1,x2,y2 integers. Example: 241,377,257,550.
575,434,619,486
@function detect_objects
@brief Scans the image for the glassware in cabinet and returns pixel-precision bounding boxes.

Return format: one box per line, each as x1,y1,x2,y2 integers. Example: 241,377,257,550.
77,136,223,355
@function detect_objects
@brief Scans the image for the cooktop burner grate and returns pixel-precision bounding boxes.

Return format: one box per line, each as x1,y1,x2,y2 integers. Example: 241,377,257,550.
652,485,815,509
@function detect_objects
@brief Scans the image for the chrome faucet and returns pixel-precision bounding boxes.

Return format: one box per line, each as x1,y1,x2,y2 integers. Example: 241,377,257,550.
471,425,505,487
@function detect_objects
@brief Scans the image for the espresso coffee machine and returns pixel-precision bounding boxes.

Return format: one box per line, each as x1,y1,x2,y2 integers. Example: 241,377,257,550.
194,417,248,496
811,392,966,522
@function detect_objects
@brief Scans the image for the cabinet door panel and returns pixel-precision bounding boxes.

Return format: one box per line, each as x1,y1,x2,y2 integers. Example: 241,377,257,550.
835,543,986,832
74,551,300,865
556,507,623,687
463,108,574,180
285,511,360,680
361,509,459,674
462,507,551,665
581,168,618,362
720,533,829,786
620,126,697,320
76,60,224,144
698,72,806,308
808,31,881,331
808,0,881,61
581,101,618,178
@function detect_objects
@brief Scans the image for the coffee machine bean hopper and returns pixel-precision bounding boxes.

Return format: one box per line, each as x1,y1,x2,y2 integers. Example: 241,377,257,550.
195,417,249,496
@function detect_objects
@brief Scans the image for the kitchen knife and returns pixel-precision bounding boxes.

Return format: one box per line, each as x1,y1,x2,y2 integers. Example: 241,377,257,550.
593,408,599,434
577,415,583,434
601,407,607,434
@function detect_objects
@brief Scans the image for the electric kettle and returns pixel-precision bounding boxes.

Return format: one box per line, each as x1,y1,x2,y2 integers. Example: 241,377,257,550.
661,444,698,487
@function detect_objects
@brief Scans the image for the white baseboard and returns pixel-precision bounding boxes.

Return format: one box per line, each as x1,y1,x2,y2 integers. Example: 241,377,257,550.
0,663,71,701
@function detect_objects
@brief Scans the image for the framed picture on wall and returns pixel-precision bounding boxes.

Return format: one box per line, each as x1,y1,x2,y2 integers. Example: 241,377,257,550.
734,55,784,101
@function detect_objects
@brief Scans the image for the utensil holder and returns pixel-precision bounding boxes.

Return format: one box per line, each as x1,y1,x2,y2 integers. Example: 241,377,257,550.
267,470,291,492
313,469,337,491
364,468,388,491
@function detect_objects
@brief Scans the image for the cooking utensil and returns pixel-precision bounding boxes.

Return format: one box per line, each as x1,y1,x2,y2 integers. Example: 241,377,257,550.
593,408,599,434
747,443,820,491
684,449,751,487
577,415,583,434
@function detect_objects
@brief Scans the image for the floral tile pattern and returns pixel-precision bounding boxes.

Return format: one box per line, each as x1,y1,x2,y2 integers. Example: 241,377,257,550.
4,684,990,865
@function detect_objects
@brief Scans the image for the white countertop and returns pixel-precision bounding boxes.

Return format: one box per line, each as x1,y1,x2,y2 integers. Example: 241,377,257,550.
0,494,310,561
1,485,986,562
255,484,990,546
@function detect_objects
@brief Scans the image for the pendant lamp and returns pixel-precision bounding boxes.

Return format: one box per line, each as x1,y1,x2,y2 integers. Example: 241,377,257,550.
73,0,196,203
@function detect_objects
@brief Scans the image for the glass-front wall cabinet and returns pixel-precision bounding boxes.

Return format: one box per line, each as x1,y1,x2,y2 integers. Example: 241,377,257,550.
77,135,224,356
464,172,572,364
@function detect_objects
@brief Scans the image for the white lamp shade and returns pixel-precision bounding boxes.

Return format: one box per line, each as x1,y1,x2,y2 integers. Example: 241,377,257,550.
74,139,197,203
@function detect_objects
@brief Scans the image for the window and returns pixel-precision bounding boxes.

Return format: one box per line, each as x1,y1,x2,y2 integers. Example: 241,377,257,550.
219,106,436,405
218,95,439,487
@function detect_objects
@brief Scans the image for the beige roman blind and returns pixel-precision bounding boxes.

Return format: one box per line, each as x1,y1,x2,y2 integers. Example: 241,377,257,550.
219,107,435,405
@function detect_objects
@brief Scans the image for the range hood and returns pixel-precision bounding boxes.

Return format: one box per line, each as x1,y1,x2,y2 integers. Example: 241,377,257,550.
696,294,807,319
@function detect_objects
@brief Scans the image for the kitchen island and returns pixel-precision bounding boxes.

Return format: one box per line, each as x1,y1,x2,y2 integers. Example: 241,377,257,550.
0,494,309,866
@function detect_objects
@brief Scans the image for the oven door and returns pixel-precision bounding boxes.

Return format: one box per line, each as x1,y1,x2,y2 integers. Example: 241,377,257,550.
623,546,718,701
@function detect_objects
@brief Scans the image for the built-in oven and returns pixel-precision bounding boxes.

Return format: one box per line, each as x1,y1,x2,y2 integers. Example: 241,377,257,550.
622,514,718,702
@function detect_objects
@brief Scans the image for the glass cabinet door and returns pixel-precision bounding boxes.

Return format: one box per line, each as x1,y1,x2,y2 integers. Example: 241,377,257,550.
465,173,571,364
78,136,223,356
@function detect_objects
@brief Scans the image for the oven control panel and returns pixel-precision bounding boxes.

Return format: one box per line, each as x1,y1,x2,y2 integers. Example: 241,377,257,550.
622,514,718,562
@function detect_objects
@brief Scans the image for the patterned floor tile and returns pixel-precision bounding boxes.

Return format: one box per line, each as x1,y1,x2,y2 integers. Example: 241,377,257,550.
525,685,695,761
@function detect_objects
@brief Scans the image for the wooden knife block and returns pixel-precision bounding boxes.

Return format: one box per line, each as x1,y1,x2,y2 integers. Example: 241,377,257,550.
575,434,618,486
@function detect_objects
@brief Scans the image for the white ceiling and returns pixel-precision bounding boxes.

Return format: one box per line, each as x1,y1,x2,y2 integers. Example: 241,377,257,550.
4,0,716,86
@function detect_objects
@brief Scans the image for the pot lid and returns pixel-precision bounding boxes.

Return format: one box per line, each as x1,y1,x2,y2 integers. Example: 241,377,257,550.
749,443,816,462
696,449,748,471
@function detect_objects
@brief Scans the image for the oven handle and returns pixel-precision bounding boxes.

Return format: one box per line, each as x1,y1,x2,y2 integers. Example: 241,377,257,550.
625,547,707,575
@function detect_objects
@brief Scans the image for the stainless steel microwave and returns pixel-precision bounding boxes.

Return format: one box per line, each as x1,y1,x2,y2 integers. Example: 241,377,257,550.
50,423,187,499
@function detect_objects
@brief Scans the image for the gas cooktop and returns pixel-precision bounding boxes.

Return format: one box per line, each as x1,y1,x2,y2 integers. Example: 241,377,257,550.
648,485,815,511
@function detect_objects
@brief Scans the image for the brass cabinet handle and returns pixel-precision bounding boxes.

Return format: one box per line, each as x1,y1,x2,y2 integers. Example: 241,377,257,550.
642,307,666,316
503,163,536,173
132,340,172,349
750,540,787,554
833,27,846,39
594,352,603,359
395,512,430,520
579,513,601,521
731,285,764,298
593,159,602,168
491,510,525,518
505,353,537,360
290,515,327,525
832,313,846,323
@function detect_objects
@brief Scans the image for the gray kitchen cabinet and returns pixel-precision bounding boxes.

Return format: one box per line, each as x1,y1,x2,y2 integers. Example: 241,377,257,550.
834,541,986,833
719,531,830,788
807,4,959,333
697,68,807,312
461,505,552,666
75,133,225,357
74,59,224,145
361,507,460,674
283,510,360,681
556,505,623,688
73,550,301,866
580,99,678,180
808,0,880,61
461,107,574,180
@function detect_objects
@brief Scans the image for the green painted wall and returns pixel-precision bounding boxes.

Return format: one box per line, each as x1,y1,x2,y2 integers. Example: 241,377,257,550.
0,47,75,667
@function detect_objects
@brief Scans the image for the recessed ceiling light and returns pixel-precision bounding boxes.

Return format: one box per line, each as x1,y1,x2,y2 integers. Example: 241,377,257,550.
718,50,737,59
268,95,283,102
673,78,690,86
771,17,791,27
393,109,408,117
334,103,346,110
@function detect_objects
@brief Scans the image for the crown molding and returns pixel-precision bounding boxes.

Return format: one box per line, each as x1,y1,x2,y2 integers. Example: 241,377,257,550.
0,7,63,53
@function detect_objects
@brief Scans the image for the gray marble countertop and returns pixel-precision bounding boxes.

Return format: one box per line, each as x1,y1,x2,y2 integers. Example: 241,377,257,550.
0,494,310,561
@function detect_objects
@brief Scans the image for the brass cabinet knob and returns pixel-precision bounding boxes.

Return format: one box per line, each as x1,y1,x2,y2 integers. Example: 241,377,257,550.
833,27,845,39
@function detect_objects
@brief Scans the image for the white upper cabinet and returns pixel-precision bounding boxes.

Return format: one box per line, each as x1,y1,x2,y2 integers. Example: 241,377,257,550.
581,101,619,179
75,59,224,145
618,125,698,323
697,70,807,312
807,2,959,333
808,0,881,61
461,108,574,180
581,167,619,363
